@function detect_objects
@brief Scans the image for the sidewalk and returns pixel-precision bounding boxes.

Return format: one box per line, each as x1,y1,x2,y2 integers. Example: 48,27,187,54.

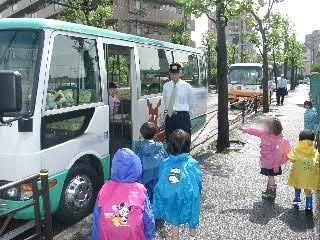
54,85,319,239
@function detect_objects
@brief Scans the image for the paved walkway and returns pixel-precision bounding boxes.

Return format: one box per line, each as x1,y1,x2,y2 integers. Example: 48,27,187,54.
55,85,319,239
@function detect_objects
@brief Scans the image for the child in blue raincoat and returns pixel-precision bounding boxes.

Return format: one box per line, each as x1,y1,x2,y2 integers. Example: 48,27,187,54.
153,129,202,240
135,122,168,201
304,100,319,132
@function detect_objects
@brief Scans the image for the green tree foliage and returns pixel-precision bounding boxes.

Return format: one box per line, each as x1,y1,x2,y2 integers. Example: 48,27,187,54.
242,0,284,112
202,31,217,85
168,20,192,46
177,0,243,152
285,33,304,89
311,63,320,73
59,0,113,29
268,14,290,81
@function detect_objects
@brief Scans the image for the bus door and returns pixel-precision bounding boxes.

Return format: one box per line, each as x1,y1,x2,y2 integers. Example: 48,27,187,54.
102,40,136,155
133,46,173,143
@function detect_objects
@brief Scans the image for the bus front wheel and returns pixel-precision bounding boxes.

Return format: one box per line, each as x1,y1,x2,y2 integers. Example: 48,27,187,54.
56,162,103,224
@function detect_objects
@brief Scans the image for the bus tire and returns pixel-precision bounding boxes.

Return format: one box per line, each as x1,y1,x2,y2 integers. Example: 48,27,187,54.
55,162,103,224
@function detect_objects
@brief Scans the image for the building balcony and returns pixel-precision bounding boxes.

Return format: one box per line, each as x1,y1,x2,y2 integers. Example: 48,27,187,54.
135,8,183,25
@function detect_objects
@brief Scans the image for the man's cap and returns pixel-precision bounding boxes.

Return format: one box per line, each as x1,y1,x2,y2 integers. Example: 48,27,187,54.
169,63,182,73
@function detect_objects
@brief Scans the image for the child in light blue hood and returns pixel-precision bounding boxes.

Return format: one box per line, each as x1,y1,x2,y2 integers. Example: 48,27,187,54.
304,100,319,132
153,129,202,240
135,122,168,201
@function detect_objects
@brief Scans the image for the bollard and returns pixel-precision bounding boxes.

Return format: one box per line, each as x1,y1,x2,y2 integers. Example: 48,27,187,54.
242,101,245,124
32,179,42,237
40,170,53,240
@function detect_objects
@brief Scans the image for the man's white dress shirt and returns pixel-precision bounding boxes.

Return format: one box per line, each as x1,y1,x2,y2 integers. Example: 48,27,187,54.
162,80,193,113
277,78,287,89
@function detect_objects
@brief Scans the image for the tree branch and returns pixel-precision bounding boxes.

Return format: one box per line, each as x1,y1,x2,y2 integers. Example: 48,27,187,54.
266,0,275,19
206,13,216,24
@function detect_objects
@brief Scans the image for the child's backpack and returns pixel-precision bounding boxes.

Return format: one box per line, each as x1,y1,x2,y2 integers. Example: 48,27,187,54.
153,154,201,228
97,181,147,240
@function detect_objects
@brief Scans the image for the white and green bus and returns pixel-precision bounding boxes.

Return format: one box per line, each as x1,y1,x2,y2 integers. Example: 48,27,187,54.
0,18,207,223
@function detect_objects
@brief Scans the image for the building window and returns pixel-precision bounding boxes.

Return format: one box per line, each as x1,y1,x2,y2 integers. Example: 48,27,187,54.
46,35,101,110
12,3,18,12
31,12,38,18
137,25,142,35
138,46,173,96
135,0,141,9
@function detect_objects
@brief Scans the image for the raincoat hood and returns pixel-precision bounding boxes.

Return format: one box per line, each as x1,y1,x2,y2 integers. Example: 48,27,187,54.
293,140,317,156
111,148,142,183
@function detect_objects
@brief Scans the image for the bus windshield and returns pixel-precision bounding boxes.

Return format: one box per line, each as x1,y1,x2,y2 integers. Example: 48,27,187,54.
228,67,262,85
0,30,41,116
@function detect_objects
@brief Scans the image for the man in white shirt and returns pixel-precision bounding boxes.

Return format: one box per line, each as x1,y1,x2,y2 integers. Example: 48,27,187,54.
276,75,288,105
163,63,193,140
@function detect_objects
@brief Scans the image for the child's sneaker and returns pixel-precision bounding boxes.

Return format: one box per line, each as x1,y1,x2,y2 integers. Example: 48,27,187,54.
262,185,276,200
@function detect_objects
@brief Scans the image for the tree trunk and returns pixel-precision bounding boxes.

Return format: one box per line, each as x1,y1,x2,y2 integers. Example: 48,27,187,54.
207,45,214,85
216,1,230,152
290,66,295,90
262,37,269,113
272,52,278,87
284,41,289,79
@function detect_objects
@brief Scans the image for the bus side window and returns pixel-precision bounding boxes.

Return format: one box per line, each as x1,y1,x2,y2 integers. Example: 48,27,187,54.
138,46,172,96
46,35,101,111
42,35,101,149
172,51,199,87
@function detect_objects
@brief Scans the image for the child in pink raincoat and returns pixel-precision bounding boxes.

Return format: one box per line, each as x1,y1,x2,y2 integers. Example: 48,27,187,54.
92,148,155,240
242,117,291,200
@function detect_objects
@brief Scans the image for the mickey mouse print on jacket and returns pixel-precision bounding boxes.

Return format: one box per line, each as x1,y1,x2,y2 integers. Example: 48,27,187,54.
103,203,132,227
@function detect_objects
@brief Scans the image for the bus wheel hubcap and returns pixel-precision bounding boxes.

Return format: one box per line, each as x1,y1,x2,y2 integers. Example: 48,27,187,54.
65,175,93,211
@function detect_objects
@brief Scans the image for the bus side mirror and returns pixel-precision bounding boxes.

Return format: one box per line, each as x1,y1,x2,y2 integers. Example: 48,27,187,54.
0,71,22,114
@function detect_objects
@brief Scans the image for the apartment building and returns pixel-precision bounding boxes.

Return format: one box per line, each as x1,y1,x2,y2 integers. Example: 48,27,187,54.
208,15,256,62
305,30,320,65
0,0,194,42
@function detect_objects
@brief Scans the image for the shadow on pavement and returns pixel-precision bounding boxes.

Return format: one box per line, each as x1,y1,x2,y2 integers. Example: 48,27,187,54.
221,201,314,232
221,201,287,225
279,207,314,232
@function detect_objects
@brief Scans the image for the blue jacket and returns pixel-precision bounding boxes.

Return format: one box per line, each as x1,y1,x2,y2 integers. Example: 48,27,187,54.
153,153,202,229
92,148,155,240
304,108,319,132
135,140,168,201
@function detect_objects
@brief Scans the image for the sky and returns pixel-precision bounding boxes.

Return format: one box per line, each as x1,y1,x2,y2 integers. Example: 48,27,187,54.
192,0,320,47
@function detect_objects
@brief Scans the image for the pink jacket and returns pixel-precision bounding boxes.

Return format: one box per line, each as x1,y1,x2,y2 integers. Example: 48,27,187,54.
244,128,291,169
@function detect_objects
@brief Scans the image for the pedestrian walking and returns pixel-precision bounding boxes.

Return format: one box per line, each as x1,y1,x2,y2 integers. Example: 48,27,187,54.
276,75,288,105
92,148,155,240
153,129,202,240
242,117,291,200
135,122,168,202
287,130,320,213
163,63,193,140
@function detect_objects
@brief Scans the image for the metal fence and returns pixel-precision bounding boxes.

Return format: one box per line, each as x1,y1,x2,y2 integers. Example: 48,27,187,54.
0,170,53,240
